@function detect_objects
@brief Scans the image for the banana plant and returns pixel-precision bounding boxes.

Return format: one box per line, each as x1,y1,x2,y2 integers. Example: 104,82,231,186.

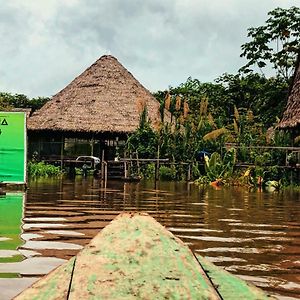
203,148,236,182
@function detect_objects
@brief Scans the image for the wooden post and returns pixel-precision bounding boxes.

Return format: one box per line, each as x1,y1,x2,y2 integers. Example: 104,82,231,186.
187,163,191,181
136,152,140,176
101,162,104,180
124,161,128,179
91,137,94,157
104,162,107,182
155,145,160,181
101,149,105,162
129,153,133,177
60,135,64,170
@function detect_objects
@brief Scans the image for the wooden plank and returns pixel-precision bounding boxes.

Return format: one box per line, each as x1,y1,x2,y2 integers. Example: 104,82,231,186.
69,212,220,299
195,254,275,300
14,257,75,300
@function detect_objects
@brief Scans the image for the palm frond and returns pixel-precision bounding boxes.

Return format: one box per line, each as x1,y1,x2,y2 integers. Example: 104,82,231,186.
203,128,227,141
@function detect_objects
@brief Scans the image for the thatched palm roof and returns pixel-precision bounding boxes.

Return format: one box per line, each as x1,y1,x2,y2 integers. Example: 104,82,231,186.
278,54,300,129
28,55,169,135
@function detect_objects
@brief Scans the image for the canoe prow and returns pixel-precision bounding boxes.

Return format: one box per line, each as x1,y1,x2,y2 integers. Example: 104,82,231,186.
15,212,275,299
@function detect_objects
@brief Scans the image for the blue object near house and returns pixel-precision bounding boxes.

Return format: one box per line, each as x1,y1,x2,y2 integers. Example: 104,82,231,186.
196,150,210,162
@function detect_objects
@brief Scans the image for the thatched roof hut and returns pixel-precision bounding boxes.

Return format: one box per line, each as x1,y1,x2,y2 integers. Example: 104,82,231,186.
278,53,300,130
28,55,169,136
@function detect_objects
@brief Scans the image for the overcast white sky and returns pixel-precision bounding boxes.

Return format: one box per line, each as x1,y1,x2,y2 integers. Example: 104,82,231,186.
0,0,298,98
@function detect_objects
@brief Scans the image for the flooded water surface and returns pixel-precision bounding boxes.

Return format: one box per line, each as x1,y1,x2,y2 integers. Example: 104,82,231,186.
0,177,300,299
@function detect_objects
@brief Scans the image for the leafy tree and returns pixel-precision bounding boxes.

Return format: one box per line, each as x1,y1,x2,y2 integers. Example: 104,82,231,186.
28,97,50,111
240,6,300,80
156,73,288,128
169,78,230,123
126,107,158,158
154,78,232,126
0,92,49,112
217,73,289,126
0,97,12,110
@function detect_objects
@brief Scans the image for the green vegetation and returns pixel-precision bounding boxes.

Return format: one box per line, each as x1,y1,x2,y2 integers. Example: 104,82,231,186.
239,6,300,80
27,161,62,178
126,107,158,158
159,165,177,181
0,92,49,112
126,7,300,188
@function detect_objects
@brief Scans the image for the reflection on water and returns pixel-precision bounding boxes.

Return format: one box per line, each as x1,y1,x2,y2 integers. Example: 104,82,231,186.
0,177,300,299
0,194,23,256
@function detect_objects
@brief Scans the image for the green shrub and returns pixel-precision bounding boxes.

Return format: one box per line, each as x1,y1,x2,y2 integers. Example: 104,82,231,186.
254,152,272,166
27,161,62,178
141,163,155,179
159,165,176,180
192,162,201,179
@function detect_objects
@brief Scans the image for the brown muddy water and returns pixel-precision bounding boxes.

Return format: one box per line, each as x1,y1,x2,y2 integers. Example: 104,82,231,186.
0,177,299,299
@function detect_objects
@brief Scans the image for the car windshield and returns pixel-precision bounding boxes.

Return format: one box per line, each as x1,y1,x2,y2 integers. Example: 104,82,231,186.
76,156,100,164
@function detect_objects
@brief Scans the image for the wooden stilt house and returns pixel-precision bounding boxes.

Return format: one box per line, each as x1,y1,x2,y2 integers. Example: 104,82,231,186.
28,55,169,162
278,53,300,136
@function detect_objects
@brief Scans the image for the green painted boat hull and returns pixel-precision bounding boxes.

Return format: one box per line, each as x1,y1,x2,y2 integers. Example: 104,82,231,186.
15,213,274,300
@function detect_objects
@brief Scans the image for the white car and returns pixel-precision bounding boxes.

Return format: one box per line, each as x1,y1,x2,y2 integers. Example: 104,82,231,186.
75,156,100,168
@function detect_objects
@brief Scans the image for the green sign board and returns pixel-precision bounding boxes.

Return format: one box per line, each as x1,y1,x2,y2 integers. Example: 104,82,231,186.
0,112,26,183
